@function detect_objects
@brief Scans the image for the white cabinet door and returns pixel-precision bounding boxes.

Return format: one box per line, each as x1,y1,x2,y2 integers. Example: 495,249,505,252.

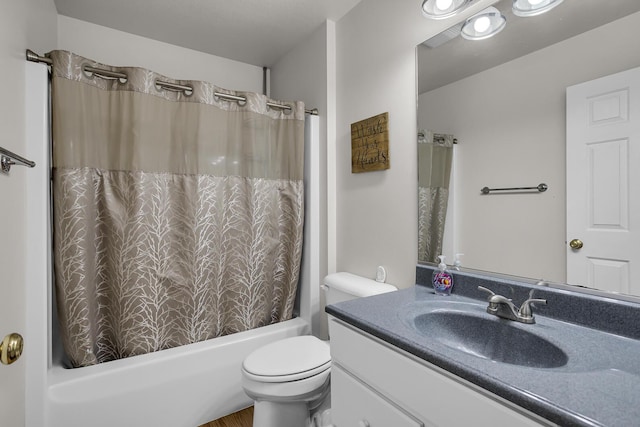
566,66,640,295
330,319,550,427
332,365,423,427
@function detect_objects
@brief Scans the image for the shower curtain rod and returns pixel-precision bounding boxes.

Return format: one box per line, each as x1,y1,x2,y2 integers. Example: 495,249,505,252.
26,50,319,116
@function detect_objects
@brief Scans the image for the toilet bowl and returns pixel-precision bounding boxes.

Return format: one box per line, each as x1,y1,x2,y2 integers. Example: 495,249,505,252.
241,272,397,427
241,335,331,427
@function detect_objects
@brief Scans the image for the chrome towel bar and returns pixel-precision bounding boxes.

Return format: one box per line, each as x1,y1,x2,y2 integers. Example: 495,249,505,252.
481,183,548,194
1,146,36,174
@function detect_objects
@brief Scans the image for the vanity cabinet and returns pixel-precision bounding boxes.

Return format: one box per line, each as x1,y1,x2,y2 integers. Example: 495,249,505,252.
332,366,423,427
329,319,551,427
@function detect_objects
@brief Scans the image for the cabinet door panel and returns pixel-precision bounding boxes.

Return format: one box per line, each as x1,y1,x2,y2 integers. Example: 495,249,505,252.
332,365,423,427
329,319,550,427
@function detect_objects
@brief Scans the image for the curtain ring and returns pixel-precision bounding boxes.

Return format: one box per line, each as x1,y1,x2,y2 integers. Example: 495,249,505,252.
81,63,128,84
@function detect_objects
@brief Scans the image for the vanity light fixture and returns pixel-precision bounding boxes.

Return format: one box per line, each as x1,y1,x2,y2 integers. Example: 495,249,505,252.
460,6,506,40
421,0,471,20
512,0,564,17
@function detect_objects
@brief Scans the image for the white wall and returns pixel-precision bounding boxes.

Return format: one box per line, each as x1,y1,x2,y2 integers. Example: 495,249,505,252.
57,15,263,92
270,21,335,338
419,11,640,282
0,0,57,424
334,0,497,288
271,21,332,285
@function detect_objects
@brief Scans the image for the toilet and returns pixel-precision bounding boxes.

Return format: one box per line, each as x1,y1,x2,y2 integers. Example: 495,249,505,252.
241,272,397,427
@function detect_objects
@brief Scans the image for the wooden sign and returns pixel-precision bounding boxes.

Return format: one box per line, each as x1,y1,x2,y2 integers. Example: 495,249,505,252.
351,112,390,173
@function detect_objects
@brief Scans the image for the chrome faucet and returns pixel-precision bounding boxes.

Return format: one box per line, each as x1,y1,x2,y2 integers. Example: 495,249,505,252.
478,286,547,324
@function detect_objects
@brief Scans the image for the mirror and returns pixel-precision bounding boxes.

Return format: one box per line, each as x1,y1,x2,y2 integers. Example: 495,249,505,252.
417,0,640,296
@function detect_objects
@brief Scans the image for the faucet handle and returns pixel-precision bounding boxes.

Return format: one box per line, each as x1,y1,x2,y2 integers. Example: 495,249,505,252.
477,286,496,299
518,298,547,319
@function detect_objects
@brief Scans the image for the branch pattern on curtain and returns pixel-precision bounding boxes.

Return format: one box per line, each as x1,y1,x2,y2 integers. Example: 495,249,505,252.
418,130,453,264
49,50,305,367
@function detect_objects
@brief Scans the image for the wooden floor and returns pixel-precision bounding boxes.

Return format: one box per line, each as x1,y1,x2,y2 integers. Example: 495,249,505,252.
199,407,253,427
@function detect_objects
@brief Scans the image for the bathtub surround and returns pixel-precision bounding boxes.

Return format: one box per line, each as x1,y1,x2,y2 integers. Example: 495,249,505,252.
24,55,319,427
50,50,306,367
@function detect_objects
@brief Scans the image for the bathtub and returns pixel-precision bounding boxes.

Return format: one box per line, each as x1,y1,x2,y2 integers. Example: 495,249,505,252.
46,318,309,427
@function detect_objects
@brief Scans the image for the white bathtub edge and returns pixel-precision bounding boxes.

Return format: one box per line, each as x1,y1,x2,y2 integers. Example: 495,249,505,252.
46,318,309,427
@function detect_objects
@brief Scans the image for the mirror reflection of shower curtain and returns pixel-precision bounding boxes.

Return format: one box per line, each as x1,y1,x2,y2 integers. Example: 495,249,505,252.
49,50,305,368
418,130,453,264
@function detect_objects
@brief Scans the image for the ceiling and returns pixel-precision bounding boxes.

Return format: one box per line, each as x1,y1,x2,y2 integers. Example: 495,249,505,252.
418,0,640,93
53,0,362,67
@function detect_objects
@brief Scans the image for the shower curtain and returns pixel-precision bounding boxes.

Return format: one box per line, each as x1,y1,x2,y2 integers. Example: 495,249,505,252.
49,50,305,368
418,130,453,264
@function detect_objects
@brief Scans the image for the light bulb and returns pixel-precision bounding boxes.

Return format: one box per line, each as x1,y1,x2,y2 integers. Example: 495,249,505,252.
473,15,491,33
435,0,453,11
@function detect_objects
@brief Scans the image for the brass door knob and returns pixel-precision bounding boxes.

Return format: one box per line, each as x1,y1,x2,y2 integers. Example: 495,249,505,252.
569,239,584,250
1,333,24,365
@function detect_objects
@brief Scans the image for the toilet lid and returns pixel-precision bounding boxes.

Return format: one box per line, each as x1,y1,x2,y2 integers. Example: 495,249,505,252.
242,335,330,381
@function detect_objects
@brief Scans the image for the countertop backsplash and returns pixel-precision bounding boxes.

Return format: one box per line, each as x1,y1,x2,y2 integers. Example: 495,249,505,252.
416,264,640,340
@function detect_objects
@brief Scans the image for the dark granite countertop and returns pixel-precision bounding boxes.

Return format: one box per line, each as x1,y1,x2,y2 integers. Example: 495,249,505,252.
325,265,640,427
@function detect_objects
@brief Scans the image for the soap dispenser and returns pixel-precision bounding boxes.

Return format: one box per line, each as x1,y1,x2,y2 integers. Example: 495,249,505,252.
453,253,464,271
432,255,454,296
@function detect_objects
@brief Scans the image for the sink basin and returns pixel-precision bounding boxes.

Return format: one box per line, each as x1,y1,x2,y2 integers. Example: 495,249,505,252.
413,310,568,368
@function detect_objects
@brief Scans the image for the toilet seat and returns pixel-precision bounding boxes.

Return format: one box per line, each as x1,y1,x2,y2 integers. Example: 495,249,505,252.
240,274,397,427
242,366,331,401
242,335,330,383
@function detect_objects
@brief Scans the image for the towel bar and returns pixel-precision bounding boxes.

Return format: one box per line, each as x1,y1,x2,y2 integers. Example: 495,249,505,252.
0,146,36,174
481,183,547,194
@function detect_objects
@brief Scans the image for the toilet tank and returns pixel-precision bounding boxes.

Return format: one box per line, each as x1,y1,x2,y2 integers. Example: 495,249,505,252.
323,272,397,306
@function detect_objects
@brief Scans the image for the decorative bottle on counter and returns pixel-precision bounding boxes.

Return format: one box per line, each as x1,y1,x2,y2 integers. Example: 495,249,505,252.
432,255,454,296
453,253,464,271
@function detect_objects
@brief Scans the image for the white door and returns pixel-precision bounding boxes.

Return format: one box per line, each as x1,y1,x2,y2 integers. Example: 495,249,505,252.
566,66,640,295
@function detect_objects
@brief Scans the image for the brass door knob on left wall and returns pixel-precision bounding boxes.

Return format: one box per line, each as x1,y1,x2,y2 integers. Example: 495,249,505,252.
0,333,24,365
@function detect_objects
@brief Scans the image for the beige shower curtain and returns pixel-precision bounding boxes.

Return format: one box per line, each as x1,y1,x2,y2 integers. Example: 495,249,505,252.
418,130,453,264
49,50,305,367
